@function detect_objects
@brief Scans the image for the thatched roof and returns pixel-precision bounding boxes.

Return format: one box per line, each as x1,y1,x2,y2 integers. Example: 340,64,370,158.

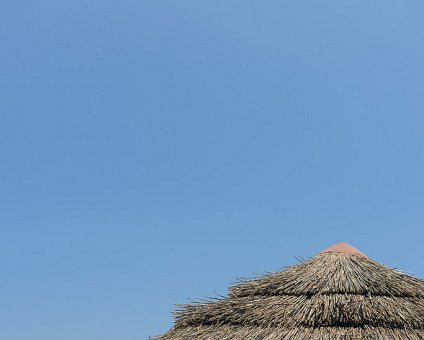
155,242,424,339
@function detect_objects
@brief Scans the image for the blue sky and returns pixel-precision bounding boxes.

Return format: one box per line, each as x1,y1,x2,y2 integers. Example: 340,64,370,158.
1,1,424,339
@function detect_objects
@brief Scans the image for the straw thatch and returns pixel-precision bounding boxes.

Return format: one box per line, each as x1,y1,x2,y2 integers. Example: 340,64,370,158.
155,242,424,339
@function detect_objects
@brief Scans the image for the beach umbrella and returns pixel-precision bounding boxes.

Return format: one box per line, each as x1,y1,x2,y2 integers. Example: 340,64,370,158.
156,242,424,339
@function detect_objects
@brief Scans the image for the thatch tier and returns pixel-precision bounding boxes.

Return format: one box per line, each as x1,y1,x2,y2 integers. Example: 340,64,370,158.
159,325,424,340
231,254,424,298
175,294,424,329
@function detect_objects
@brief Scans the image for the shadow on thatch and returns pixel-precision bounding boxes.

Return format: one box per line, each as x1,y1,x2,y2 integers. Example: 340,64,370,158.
154,242,424,339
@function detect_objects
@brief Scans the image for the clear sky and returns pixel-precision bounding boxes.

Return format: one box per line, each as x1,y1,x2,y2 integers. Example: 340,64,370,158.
1,1,424,339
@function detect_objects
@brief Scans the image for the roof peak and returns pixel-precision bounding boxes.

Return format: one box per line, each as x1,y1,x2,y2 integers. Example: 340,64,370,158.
319,242,367,258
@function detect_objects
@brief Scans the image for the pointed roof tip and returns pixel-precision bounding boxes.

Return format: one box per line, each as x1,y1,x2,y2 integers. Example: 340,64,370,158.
319,242,368,258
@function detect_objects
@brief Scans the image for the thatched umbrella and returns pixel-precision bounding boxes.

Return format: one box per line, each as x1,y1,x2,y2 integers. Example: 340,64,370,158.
155,242,424,339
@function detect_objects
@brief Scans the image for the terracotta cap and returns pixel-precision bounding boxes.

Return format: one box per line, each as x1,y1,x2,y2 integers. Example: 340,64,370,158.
319,242,367,258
